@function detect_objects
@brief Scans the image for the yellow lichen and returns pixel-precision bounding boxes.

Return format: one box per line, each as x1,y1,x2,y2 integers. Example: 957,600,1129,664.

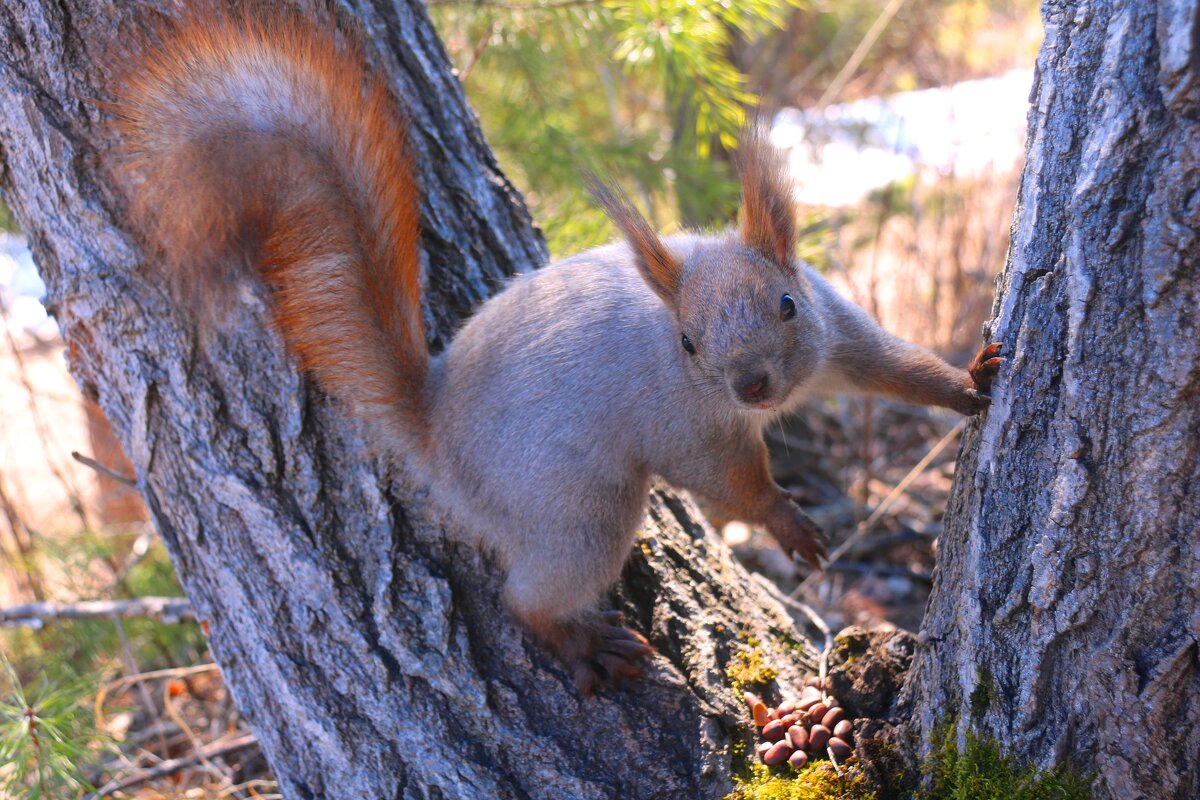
725,762,874,800
726,646,779,689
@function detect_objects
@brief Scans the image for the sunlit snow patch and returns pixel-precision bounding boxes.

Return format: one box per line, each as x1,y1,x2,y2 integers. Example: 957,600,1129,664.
771,69,1033,207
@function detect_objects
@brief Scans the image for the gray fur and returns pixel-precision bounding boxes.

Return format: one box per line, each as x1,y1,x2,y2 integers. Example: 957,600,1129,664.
410,232,981,638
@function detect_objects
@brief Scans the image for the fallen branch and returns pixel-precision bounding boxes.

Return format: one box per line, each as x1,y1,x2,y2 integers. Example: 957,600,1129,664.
85,732,259,799
0,597,194,628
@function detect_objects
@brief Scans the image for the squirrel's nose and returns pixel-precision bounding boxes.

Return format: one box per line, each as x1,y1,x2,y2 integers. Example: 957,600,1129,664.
735,373,770,403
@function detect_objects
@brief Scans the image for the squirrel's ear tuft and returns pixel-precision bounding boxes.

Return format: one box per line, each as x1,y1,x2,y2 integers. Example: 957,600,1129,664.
589,177,682,309
737,130,796,269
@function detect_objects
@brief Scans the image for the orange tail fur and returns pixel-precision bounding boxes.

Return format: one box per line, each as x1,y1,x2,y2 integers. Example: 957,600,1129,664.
112,7,427,451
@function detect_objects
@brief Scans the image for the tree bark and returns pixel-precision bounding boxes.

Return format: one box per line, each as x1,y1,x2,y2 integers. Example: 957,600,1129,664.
903,2,1199,797
0,1,818,798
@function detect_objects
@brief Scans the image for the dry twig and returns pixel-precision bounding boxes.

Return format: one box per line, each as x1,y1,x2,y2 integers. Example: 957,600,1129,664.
71,450,137,487
752,573,833,684
816,0,910,108
794,418,965,596
0,468,44,600
85,732,258,799
95,662,219,727
163,679,229,783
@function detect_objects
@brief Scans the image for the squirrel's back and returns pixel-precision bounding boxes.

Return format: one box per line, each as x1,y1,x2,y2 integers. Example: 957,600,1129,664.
113,5,429,453
428,235,748,510
437,241,675,431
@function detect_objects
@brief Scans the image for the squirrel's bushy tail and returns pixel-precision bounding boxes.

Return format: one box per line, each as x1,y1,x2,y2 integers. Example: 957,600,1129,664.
113,7,428,451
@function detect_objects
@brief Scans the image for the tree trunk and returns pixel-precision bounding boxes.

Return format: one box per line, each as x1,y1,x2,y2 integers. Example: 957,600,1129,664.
0,1,818,797
903,2,1199,797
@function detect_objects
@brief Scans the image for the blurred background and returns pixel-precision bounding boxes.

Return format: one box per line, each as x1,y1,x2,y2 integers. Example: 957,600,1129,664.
0,1,1039,796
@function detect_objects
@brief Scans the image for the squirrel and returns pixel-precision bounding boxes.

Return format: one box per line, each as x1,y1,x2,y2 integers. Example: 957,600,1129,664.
112,6,1003,694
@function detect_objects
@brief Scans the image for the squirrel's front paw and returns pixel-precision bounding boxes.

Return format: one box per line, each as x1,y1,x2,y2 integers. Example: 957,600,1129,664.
769,500,828,570
968,342,1005,393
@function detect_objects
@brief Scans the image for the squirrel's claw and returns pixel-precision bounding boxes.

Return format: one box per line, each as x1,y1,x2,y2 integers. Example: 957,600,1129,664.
776,496,827,570
796,539,828,571
966,387,991,405
601,627,656,659
573,664,599,697
568,612,655,697
793,549,828,572
790,528,828,571
968,341,1006,392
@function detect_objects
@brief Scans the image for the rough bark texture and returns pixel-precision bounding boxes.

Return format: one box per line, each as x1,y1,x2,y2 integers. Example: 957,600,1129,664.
904,2,1200,797
0,2,818,797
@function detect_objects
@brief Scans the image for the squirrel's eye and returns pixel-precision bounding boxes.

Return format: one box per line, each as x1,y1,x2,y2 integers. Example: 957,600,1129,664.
780,293,797,320
681,333,696,355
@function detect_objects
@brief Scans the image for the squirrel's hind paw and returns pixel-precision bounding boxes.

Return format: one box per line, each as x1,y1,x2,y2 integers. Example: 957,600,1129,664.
559,611,656,697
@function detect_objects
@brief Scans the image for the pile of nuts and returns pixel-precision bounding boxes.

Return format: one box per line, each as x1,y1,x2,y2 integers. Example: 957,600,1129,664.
745,677,854,769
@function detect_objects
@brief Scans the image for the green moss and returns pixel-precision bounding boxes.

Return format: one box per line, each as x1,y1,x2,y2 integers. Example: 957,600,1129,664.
830,629,871,670
729,722,1089,800
920,725,1091,800
968,668,993,719
729,738,752,780
0,200,16,232
775,628,806,652
728,706,1087,800
726,763,875,800
856,738,918,800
